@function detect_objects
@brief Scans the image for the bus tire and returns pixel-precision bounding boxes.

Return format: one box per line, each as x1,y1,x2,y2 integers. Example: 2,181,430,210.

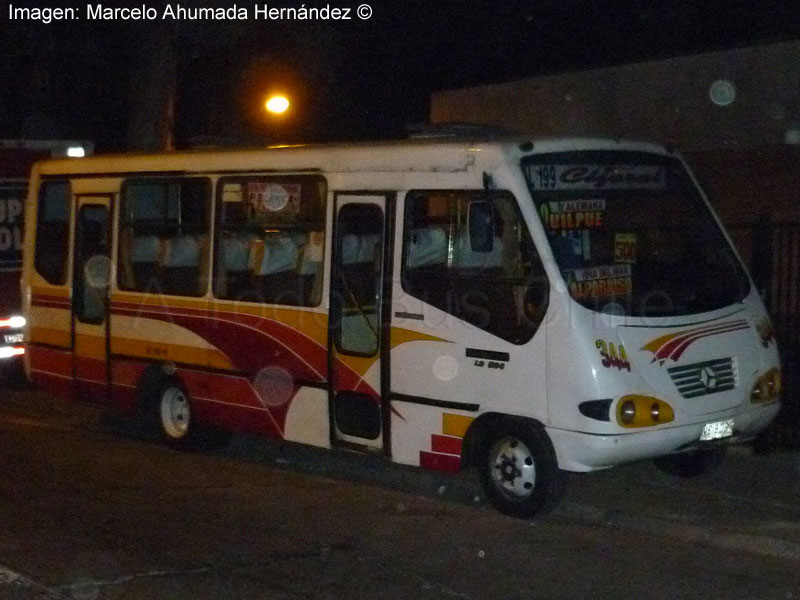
652,446,727,478
152,378,231,451
155,379,196,448
478,420,567,518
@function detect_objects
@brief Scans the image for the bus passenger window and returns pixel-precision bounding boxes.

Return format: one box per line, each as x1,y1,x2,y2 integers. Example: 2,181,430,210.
34,181,71,285
118,178,211,296
334,204,383,356
212,175,326,306
402,190,548,344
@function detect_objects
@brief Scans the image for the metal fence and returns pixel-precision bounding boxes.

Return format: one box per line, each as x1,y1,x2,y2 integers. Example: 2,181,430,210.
729,218,800,448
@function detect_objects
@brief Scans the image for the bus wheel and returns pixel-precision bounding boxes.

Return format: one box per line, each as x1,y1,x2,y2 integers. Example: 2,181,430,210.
653,446,727,478
153,379,231,451
479,421,566,518
157,381,194,448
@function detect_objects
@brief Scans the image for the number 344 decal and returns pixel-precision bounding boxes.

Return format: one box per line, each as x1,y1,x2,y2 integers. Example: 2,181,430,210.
595,340,632,372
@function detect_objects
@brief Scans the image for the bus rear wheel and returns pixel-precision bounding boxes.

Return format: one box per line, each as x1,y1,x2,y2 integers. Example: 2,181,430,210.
159,383,192,444
153,379,230,451
478,420,566,518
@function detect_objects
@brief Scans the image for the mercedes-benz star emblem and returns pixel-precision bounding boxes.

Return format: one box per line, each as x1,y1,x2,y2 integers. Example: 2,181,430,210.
699,366,718,390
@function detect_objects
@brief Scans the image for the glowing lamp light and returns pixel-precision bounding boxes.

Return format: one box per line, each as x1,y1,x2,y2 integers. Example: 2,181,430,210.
66,146,86,158
265,95,290,115
0,316,25,329
0,346,24,359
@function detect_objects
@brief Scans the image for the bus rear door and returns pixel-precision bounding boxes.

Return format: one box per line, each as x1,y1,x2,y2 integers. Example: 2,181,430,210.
72,195,112,403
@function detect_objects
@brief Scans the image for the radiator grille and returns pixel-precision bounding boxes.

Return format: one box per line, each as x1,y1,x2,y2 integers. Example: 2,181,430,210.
667,357,737,399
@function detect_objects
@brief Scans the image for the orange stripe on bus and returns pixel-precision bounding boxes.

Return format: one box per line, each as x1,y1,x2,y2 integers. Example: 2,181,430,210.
390,327,448,348
109,337,225,368
30,327,71,348
74,333,106,360
442,413,473,438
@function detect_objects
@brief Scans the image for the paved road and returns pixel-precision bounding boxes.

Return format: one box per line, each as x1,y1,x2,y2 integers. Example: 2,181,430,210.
0,382,798,599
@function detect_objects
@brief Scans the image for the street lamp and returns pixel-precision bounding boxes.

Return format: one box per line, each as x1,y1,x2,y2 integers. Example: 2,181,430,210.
265,94,290,115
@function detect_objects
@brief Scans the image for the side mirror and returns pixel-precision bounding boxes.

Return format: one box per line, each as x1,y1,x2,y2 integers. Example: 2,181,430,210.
468,201,494,253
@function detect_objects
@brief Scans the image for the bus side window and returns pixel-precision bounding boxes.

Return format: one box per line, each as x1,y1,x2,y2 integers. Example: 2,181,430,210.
212,175,326,306
34,181,71,285
402,190,548,344
218,231,257,299
118,178,211,297
120,229,164,290
252,232,303,305
407,226,447,268
161,233,203,296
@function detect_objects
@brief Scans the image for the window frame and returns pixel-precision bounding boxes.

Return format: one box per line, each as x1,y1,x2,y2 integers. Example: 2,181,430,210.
332,201,384,357
401,189,548,345
34,179,72,286
212,173,327,307
117,176,212,296
521,150,751,317
73,203,110,325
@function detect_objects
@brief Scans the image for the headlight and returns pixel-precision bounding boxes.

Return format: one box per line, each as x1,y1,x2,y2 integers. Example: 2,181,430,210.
751,369,781,403
0,316,26,329
616,395,674,428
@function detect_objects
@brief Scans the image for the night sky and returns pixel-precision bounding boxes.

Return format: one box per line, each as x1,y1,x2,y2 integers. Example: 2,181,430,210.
0,0,798,151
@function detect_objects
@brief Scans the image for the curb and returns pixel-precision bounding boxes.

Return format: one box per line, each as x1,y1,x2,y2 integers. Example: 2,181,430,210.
0,565,69,600
559,501,800,561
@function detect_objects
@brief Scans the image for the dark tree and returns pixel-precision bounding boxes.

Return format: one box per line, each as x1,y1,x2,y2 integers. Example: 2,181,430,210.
126,23,178,151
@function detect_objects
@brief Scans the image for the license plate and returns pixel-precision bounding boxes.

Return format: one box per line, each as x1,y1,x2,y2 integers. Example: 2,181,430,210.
4,334,22,344
700,419,734,441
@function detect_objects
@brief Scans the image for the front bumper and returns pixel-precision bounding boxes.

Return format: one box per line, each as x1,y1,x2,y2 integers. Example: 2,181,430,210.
547,401,780,472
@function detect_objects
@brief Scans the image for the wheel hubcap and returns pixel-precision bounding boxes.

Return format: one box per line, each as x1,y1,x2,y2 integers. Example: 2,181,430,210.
160,387,190,439
490,437,536,499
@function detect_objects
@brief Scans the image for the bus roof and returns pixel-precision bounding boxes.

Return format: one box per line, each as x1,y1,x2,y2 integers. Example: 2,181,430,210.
31,137,673,178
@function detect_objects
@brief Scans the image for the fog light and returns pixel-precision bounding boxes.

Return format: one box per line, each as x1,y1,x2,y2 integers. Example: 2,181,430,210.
752,369,782,403
760,378,770,401
750,384,761,402
650,403,661,422
617,395,674,428
620,400,636,424
768,369,782,399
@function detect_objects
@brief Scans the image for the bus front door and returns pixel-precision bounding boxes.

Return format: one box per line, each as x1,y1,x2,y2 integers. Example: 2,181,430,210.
72,195,111,404
329,193,393,455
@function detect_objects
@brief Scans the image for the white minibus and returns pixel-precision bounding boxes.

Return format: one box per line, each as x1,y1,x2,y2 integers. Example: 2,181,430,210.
22,137,780,516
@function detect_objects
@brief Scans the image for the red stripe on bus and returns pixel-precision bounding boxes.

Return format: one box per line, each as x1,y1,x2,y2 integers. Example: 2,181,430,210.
28,345,72,376
419,451,461,473
431,434,462,456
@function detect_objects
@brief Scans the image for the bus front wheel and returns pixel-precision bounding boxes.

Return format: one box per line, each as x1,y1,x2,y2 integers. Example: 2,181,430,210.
478,420,566,518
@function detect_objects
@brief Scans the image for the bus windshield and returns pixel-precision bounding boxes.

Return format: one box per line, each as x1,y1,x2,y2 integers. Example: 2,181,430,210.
521,151,750,317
